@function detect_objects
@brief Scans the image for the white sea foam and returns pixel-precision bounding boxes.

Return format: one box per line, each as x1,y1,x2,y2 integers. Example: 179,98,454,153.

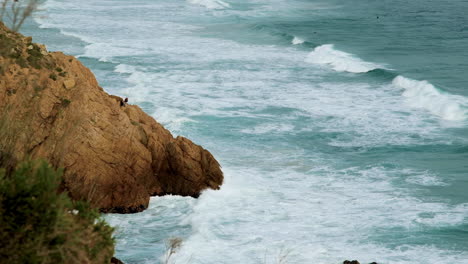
105,196,196,262
306,44,383,73
114,64,136,74
240,123,295,134
79,42,152,62
405,173,448,186
168,167,468,264
56,30,95,44
292,36,305,45
188,0,230,9
113,64,197,133
393,76,468,121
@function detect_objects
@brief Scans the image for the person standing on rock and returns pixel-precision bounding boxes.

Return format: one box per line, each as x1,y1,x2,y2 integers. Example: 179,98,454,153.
120,97,128,107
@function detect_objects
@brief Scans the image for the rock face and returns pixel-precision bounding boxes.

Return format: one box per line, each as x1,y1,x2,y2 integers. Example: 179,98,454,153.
0,23,223,213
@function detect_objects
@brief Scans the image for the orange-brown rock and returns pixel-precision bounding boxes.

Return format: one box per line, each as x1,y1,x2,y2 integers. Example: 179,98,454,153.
0,23,223,213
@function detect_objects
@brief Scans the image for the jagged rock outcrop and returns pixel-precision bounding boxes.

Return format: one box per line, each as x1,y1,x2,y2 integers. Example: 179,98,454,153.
0,22,223,213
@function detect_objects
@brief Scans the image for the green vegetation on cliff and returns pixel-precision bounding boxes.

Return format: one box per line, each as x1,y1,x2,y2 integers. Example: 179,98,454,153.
0,160,115,264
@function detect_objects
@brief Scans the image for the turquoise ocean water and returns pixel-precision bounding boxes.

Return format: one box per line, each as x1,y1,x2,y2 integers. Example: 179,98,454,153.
21,0,468,263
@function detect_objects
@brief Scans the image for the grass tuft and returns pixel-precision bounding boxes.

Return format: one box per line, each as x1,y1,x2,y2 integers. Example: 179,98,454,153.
49,73,57,81
60,98,71,107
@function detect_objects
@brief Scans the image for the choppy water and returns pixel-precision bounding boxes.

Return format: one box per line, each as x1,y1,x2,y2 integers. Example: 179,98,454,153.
22,0,468,263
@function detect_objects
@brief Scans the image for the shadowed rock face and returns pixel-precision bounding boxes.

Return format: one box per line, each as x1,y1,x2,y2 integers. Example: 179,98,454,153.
0,23,223,213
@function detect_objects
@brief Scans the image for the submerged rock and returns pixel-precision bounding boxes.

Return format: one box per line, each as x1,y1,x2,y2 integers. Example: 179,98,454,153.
111,257,124,264
343,261,360,264
343,261,378,264
0,22,223,213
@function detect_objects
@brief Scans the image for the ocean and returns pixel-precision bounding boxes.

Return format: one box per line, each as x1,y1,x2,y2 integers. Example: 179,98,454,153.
21,0,468,263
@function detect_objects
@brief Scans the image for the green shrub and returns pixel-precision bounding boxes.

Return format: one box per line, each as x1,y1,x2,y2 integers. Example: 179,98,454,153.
25,44,44,69
16,57,28,68
49,73,57,81
0,160,115,264
0,33,16,57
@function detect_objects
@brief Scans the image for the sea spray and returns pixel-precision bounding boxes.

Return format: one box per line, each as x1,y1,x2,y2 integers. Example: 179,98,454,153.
393,76,467,121
292,36,305,45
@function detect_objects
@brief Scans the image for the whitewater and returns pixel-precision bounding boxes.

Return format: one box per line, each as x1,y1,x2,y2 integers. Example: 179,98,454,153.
25,0,468,263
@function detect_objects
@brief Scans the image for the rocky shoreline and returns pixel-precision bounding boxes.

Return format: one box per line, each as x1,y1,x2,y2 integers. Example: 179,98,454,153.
0,22,223,213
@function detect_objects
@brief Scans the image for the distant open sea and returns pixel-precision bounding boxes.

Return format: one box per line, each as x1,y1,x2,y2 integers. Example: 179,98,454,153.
22,0,468,263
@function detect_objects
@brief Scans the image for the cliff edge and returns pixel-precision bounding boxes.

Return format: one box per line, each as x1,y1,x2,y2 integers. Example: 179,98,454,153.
0,22,223,213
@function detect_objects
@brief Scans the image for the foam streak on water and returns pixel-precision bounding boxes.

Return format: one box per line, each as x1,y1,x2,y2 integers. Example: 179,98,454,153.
188,0,230,9
31,0,468,263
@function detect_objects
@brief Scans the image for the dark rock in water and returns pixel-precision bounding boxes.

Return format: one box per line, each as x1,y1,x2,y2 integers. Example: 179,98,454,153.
343,261,379,264
343,261,360,264
111,257,124,264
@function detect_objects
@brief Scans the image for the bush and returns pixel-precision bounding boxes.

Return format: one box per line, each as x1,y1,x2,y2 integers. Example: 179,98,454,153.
0,160,115,264
49,73,57,81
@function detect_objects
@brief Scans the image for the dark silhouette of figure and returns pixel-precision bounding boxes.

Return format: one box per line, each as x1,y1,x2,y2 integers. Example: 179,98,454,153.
119,97,129,107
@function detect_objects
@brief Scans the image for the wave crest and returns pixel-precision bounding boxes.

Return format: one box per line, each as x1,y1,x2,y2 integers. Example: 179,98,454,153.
305,44,383,73
392,76,467,121
292,36,305,45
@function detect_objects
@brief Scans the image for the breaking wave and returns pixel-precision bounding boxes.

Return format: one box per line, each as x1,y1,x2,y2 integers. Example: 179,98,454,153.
306,44,384,73
393,76,468,121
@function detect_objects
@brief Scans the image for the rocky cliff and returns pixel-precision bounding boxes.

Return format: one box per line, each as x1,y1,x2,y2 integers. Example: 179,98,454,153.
0,22,223,213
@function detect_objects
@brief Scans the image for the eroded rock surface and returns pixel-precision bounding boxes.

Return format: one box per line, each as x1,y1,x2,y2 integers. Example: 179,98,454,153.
0,23,223,213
